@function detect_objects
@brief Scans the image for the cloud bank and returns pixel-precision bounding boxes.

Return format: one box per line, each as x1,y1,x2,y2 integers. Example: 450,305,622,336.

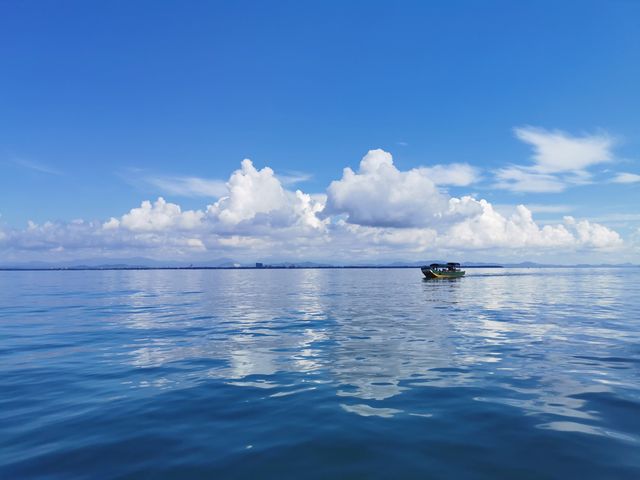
0,149,625,263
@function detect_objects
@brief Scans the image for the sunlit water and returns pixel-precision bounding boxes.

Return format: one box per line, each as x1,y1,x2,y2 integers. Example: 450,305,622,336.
1,268,640,478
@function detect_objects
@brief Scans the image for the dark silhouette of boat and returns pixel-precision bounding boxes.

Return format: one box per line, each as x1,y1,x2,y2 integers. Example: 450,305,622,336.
421,262,465,279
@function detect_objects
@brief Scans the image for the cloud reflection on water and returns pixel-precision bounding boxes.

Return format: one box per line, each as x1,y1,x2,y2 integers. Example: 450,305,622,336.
101,268,638,433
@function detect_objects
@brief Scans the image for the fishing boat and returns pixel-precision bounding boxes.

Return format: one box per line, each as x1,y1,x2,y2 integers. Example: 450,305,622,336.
421,262,465,279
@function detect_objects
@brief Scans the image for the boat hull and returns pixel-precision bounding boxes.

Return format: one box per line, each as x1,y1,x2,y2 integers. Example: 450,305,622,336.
421,268,465,279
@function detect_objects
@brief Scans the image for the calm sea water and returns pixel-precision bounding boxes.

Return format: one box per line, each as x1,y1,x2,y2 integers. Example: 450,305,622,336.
1,268,640,479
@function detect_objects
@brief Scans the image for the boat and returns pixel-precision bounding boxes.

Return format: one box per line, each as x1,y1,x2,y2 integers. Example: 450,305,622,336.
421,262,465,279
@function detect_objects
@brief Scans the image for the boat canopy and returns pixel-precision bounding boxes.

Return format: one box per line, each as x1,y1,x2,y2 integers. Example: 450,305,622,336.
429,262,461,268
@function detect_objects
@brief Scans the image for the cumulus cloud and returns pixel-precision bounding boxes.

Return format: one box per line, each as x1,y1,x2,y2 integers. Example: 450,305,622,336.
563,216,623,249
323,149,481,228
440,202,621,250
206,159,325,231
102,161,324,240
40,160,328,261
495,127,617,193
108,198,205,232
0,149,627,263
208,159,291,225
129,165,311,200
442,203,573,249
3,219,106,252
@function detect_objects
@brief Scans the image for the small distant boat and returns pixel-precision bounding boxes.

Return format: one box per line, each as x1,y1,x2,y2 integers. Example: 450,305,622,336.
421,262,465,279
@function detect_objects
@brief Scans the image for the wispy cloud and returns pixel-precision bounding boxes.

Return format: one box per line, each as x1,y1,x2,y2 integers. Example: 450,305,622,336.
611,172,640,184
494,127,617,193
514,126,615,173
421,163,480,187
494,166,566,193
11,158,62,175
276,171,313,186
584,213,640,224
525,204,575,214
144,175,228,198
493,203,575,218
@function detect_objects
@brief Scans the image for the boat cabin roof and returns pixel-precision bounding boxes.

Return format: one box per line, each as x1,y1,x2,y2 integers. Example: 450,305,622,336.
429,262,461,268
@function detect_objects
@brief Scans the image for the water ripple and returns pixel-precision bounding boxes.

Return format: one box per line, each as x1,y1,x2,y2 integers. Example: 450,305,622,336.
1,268,640,478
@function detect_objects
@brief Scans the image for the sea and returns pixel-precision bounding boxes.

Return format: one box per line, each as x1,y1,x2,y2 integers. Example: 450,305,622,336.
1,267,639,479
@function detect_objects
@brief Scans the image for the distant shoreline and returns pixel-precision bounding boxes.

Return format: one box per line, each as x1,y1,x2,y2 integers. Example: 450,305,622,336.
1,264,637,272
0,265,503,271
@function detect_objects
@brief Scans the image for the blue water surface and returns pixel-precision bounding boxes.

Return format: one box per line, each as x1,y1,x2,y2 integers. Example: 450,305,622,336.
1,268,639,479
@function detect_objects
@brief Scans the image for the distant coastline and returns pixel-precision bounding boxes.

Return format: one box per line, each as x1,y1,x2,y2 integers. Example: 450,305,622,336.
1,262,637,272
0,264,503,271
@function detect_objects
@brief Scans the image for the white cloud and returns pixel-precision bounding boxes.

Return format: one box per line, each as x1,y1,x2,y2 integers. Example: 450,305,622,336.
421,163,479,186
495,127,617,193
632,228,640,253
0,150,628,263
494,166,566,193
323,149,480,227
439,202,621,250
11,158,63,175
514,127,615,173
563,216,623,249
208,159,291,225
117,197,205,232
276,171,313,186
331,220,438,254
611,172,640,184
206,159,325,231
441,203,573,249
585,213,640,224
524,204,575,214
144,175,228,198
186,238,206,250
102,217,120,230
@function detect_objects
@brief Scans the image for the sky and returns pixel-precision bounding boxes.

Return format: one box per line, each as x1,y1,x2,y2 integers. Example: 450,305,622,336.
1,0,639,264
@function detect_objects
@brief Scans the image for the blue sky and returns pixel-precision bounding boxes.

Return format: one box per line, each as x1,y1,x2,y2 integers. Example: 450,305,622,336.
1,1,639,263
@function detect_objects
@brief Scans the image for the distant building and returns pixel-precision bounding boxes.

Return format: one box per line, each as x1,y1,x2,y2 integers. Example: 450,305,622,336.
256,262,264,268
